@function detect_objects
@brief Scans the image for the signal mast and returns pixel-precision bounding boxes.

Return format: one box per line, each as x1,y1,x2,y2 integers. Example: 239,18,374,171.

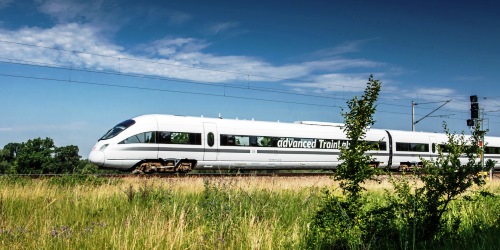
468,95,490,180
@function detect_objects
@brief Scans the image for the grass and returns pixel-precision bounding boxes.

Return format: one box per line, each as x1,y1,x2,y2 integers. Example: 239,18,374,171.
0,175,499,249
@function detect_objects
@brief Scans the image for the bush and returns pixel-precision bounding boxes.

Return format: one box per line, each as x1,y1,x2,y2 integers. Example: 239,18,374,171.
307,76,495,249
0,161,15,174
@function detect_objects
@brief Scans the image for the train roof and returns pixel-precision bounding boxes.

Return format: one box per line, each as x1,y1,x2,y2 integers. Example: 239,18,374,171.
132,114,480,138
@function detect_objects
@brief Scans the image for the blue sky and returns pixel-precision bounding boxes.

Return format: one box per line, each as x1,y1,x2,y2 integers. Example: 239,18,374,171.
1,0,499,158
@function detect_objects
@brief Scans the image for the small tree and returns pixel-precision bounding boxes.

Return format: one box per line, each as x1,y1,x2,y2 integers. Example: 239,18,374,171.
48,145,81,174
1,138,89,174
335,74,382,202
307,75,382,249
1,142,21,163
16,137,55,174
391,123,493,242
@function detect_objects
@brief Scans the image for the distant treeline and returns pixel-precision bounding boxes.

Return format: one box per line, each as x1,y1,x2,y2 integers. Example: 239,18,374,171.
0,137,101,174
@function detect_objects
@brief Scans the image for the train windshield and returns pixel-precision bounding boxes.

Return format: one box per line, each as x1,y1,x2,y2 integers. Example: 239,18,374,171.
99,119,136,141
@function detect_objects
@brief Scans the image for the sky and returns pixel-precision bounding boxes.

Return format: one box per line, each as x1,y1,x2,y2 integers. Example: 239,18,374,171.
1,0,500,158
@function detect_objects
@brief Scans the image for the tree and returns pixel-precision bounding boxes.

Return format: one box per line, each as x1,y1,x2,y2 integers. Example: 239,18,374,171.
15,137,55,174
335,74,382,202
307,75,382,249
1,138,91,174
48,145,81,174
390,122,493,242
1,142,21,163
308,76,496,248
0,144,20,174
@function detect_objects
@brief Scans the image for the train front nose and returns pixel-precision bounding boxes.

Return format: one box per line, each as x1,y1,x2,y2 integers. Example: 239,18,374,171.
89,146,105,166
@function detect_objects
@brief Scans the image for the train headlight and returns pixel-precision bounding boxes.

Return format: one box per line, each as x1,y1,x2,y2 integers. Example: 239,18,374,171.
99,144,109,151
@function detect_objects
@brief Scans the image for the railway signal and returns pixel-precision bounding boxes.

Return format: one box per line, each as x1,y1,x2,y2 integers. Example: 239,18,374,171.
468,95,479,127
468,95,491,181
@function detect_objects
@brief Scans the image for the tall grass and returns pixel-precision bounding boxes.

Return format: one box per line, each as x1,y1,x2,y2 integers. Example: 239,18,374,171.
0,176,328,249
0,176,499,249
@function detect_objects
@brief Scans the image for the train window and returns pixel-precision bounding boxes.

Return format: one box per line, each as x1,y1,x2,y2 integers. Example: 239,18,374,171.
219,134,360,150
171,133,189,144
158,132,171,143
100,119,136,141
192,133,202,145
207,132,214,147
158,131,202,145
235,136,250,146
257,137,272,147
396,142,429,152
432,143,436,153
367,141,387,151
485,146,500,154
121,135,140,144
249,136,258,146
120,132,156,144
221,134,272,147
220,134,235,146
438,144,450,153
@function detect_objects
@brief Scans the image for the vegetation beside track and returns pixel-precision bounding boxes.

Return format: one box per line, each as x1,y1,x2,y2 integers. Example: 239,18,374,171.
0,175,500,249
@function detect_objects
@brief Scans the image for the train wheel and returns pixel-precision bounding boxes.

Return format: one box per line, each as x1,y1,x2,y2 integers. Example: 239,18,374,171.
176,161,193,172
398,164,408,172
131,169,144,175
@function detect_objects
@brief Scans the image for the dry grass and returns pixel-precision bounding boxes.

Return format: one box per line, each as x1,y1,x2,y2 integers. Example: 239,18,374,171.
1,175,499,249
0,176,329,249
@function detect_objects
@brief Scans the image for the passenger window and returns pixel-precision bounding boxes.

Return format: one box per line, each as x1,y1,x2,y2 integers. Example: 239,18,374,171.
235,136,250,146
257,137,272,147
120,132,155,144
121,135,141,144
208,132,214,147
171,132,190,144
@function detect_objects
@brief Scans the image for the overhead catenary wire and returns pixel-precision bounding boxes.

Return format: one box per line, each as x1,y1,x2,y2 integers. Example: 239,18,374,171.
3,70,500,125
1,39,499,125
0,39,474,101
0,57,457,113
0,72,344,109
0,57,482,121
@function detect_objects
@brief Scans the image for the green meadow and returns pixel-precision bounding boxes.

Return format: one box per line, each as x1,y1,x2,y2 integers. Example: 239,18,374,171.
1,175,499,249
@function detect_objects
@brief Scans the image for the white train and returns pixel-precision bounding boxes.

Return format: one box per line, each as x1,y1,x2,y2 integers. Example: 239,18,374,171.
88,114,500,173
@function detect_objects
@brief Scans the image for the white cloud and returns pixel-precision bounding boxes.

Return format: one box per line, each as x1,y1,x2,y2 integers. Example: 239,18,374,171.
410,88,455,97
0,0,13,9
392,87,468,112
0,22,385,89
143,37,210,56
303,58,382,72
284,74,370,93
0,1,390,94
36,0,102,23
310,38,379,58
208,21,240,35
167,11,191,25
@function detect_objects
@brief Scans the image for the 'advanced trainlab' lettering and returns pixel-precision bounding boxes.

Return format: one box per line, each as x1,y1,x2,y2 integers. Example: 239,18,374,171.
277,138,350,149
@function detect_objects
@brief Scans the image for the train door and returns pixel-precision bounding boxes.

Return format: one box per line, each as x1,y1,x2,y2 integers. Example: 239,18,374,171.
385,130,393,169
430,136,437,157
203,123,218,161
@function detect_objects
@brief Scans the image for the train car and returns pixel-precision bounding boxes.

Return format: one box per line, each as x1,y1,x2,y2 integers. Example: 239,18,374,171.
388,130,448,170
88,114,500,173
483,136,500,167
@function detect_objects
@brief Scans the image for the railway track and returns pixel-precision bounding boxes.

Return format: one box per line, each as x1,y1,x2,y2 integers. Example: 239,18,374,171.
2,171,500,179
0,172,335,178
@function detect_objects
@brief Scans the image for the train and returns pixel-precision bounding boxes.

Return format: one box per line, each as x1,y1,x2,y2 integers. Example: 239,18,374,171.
88,114,500,173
